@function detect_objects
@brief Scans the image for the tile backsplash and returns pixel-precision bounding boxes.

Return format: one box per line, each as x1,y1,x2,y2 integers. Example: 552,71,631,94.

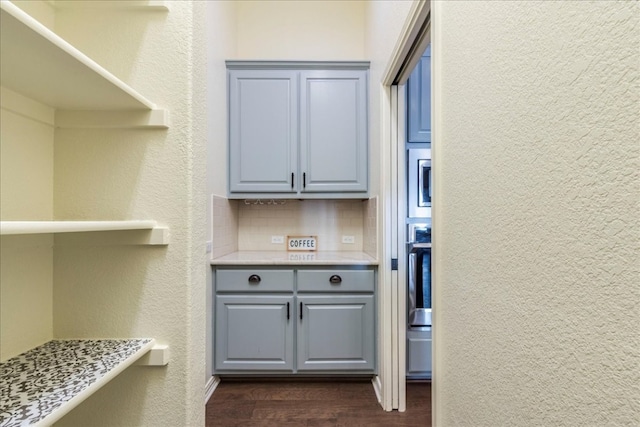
211,195,239,259
238,200,365,251
211,196,378,255
363,196,377,257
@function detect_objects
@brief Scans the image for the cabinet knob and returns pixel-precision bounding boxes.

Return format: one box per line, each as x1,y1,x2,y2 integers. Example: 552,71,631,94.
329,275,342,284
248,274,261,284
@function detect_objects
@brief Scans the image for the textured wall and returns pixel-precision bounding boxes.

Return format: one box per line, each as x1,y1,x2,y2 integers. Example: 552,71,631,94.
0,234,53,360
434,1,639,425
48,2,207,426
235,0,365,60
0,91,53,221
364,0,416,199
0,64,55,360
206,0,238,382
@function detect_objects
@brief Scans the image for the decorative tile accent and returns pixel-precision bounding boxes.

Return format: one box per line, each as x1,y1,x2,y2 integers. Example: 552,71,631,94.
0,339,153,427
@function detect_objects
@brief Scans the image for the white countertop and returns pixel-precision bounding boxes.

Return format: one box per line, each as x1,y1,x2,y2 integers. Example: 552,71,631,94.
210,251,378,266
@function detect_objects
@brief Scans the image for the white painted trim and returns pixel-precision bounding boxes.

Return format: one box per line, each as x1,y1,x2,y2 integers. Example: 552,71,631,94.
136,344,170,366
147,227,170,245
53,1,169,11
431,1,442,424
396,85,409,413
0,221,170,245
371,375,385,409
378,83,394,411
0,88,169,129
55,109,170,129
378,0,432,416
205,375,221,404
0,220,154,234
226,60,370,70
382,0,431,86
390,85,400,411
0,86,54,126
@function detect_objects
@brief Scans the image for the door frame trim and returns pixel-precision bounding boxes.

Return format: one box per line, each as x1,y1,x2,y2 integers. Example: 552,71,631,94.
379,0,432,416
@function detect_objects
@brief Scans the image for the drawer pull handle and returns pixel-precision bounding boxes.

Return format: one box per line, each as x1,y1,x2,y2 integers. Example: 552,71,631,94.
287,302,290,320
248,274,261,284
329,275,342,284
300,302,303,320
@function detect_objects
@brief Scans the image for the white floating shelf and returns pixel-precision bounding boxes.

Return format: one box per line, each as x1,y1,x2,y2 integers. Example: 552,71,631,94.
54,0,169,11
0,0,168,128
0,339,168,427
0,221,170,245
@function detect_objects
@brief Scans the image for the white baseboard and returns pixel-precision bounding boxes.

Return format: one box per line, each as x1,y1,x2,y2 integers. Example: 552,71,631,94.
205,375,221,404
371,375,383,407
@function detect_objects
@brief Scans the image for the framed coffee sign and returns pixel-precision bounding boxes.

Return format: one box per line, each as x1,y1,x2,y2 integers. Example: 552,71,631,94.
287,236,317,251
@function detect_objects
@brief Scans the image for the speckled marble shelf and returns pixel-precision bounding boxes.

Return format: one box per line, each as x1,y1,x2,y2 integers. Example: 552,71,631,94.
210,251,378,265
0,339,155,427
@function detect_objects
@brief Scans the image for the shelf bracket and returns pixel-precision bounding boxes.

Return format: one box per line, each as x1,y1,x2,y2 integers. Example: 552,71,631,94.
136,344,170,366
148,227,170,245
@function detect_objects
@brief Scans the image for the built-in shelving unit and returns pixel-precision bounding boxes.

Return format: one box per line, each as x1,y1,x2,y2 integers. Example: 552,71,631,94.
0,0,169,128
0,339,169,427
0,220,170,245
0,2,172,424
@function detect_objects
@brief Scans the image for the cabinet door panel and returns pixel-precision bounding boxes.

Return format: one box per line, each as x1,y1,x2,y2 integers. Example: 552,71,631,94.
297,295,374,371
215,295,294,371
407,45,431,143
229,70,297,193
300,70,367,193
407,330,432,376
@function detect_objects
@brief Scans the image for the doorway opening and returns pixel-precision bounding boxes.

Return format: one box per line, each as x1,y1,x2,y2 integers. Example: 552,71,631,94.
380,0,434,417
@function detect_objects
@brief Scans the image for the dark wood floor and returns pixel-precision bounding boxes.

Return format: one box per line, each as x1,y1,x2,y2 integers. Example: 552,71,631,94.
206,379,431,427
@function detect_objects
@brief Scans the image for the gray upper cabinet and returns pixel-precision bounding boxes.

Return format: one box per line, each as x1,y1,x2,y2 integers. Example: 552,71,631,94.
407,45,431,143
300,70,368,193
228,70,298,193
227,61,369,199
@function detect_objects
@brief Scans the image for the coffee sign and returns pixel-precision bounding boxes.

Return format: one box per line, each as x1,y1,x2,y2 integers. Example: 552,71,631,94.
287,236,317,252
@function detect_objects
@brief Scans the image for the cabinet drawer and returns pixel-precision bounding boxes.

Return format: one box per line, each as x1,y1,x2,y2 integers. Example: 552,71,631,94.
216,270,294,292
297,270,374,293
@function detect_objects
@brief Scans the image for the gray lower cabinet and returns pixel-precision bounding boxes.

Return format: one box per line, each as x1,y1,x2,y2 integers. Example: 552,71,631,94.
297,295,374,371
214,267,376,375
215,295,294,371
407,329,432,378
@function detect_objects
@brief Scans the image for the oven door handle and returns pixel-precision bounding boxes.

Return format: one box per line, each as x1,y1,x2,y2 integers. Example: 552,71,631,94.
407,242,432,253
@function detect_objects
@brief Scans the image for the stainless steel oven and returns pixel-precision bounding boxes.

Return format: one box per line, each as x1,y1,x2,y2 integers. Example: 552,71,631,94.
407,148,431,218
407,223,431,328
